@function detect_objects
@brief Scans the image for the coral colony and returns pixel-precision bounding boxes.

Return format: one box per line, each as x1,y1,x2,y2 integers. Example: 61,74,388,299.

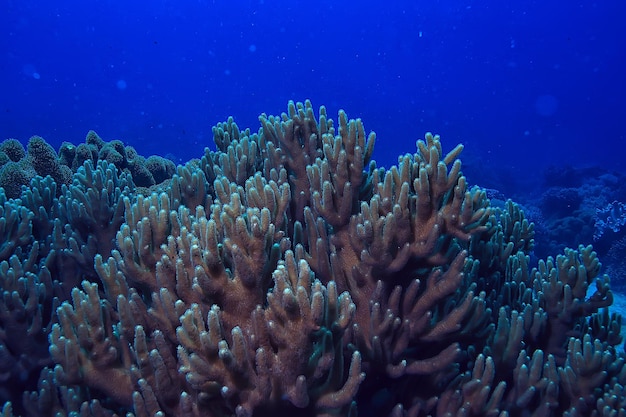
595,201,626,240
0,101,624,416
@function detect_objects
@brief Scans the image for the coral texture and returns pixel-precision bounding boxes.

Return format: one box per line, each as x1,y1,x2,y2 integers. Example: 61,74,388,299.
0,131,175,199
0,101,624,417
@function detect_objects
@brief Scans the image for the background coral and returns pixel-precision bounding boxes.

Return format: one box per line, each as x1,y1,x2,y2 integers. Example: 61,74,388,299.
0,131,176,199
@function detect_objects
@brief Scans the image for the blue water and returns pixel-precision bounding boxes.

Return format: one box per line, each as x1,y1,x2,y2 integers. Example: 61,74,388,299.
3,1,624,183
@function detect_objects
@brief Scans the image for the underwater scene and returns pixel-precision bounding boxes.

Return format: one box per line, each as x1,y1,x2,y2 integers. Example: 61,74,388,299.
1,1,626,416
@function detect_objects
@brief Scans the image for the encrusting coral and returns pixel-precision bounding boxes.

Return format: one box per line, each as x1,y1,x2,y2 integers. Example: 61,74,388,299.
0,100,624,417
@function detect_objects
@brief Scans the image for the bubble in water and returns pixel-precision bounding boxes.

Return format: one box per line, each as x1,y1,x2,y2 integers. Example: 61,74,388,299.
249,44,257,53
22,64,40,79
116,79,127,90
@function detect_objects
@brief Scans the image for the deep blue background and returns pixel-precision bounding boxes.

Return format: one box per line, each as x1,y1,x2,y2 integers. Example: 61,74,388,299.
1,0,625,195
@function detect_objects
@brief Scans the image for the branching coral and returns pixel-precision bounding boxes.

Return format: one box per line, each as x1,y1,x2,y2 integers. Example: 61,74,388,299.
0,101,625,417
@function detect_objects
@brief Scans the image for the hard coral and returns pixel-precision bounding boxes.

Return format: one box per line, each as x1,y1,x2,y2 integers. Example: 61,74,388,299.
0,101,623,417
145,155,176,183
0,139,26,162
27,135,70,185
0,161,34,199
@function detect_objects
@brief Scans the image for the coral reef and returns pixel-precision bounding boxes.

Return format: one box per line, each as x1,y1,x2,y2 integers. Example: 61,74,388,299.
595,201,626,240
0,131,176,199
0,101,624,417
594,201,626,290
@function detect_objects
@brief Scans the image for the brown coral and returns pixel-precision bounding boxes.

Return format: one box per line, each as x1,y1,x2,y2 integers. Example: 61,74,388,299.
0,101,624,417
